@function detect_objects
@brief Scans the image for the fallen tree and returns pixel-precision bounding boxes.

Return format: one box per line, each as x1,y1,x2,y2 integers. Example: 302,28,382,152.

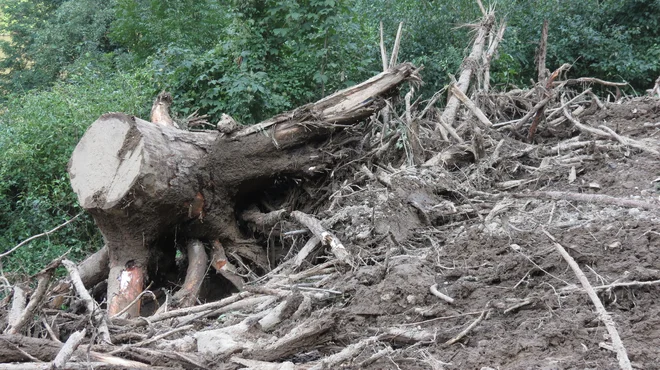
67,63,419,318
4,6,655,368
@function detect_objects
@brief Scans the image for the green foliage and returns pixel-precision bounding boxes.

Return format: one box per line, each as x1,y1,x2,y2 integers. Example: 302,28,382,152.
139,0,374,123
109,0,232,58
356,0,479,96
0,60,152,274
494,0,660,88
0,0,116,93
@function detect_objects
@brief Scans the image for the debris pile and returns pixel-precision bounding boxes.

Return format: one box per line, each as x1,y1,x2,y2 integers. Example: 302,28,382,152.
2,7,660,370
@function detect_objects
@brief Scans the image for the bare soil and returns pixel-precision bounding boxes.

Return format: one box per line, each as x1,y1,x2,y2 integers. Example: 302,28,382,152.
301,98,660,369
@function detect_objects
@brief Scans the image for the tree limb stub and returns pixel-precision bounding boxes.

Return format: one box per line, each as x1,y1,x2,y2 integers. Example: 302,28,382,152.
291,211,352,266
68,63,417,316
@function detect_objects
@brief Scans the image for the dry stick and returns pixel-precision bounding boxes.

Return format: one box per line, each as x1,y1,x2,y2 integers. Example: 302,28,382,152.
309,335,382,370
110,283,154,319
482,21,507,92
210,240,244,290
429,283,455,304
438,12,494,131
258,300,292,331
109,325,194,356
504,94,553,130
0,213,81,259
357,346,394,368
651,76,660,97
41,317,61,343
4,278,49,335
542,230,632,370
503,299,533,314
598,124,660,156
4,258,61,335
536,20,549,82
406,87,423,165
449,84,492,127
176,295,274,327
587,90,606,110
544,89,592,122
418,87,447,120
378,21,404,138
512,191,660,211
528,64,570,141
379,21,391,134
51,329,86,369
125,291,254,326
563,104,660,156
555,77,628,87
61,259,111,344
291,236,321,271
437,112,464,143
291,211,353,266
388,22,404,68
379,22,389,72
476,0,487,16
444,308,489,345
545,105,583,128
561,279,660,294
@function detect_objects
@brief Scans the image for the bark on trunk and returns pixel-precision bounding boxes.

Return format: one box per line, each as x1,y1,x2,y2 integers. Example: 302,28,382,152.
68,63,418,317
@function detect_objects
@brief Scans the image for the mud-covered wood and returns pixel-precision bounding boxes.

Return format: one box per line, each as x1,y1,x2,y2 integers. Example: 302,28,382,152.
68,63,418,316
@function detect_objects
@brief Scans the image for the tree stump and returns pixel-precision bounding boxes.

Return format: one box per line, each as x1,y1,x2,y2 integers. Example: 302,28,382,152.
68,63,418,317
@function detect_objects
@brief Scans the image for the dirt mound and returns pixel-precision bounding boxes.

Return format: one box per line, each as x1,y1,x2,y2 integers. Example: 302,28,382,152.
287,98,660,369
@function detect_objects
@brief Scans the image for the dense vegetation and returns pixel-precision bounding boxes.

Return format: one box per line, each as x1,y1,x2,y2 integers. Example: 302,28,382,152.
1,0,659,274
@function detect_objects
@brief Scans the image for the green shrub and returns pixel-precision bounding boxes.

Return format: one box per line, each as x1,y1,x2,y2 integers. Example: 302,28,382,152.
495,0,660,88
0,0,117,93
0,60,152,275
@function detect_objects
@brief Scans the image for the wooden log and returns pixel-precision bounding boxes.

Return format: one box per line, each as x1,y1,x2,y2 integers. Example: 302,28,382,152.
68,64,418,316
172,239,208,308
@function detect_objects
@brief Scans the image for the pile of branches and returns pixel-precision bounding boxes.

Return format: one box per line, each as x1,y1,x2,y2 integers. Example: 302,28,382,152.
2,3,660,370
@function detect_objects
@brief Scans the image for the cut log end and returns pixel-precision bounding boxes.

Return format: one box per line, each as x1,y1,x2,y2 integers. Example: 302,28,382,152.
69,113,144,210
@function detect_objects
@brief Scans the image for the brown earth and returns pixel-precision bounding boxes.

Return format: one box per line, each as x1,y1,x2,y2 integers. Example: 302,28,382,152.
290,98,660,369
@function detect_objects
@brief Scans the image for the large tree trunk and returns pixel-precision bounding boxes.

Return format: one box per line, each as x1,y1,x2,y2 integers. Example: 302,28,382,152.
68,63,418,317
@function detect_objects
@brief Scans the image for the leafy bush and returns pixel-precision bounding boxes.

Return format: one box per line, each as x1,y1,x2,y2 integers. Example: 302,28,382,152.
0,0,117,93
133,0,375,124
495,0,660,88
0,60,152,275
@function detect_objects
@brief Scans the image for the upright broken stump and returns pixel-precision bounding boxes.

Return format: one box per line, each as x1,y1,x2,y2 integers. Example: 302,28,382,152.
68,63,419,317
69,115,217,317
